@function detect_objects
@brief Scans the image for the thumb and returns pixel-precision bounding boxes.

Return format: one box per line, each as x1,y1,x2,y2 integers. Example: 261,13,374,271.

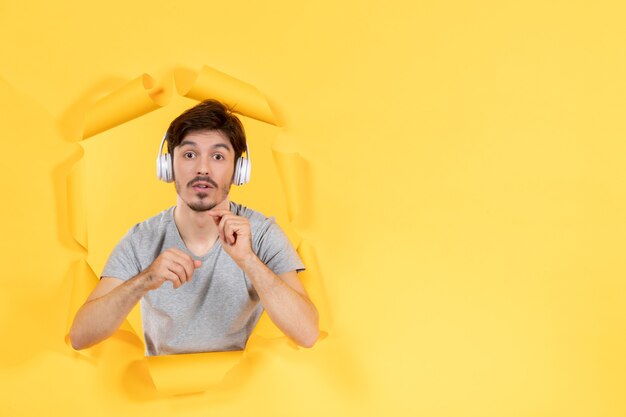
209,213,222,226
193,260,202,268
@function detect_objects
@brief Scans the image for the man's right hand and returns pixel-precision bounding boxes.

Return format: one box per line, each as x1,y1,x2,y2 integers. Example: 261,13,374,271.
142,248,202,290
70,248,201,350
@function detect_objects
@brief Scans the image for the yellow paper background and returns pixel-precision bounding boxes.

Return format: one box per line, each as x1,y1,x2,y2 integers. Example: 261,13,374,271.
2,1,626,416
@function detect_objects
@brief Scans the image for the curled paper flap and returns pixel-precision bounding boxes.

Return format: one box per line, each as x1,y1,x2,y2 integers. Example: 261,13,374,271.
146,351,244,395
66,158,87,249
82,74,166,139
65,260,98,351
175,66,277,125
272,146,312,228
297,240,330,335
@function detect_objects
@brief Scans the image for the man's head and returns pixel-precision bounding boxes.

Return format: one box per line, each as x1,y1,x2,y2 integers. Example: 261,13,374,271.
166,99,247,164
166,100,247,212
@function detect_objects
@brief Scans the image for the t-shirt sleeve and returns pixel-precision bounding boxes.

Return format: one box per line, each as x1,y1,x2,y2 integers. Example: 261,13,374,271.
254,218,305,275
101,229,142,281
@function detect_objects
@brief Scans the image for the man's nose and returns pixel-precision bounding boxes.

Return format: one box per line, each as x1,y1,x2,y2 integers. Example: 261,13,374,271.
196,155,212,175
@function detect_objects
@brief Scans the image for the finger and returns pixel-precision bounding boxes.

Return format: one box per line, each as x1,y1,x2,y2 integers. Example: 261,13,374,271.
193,260,202,268
224,221,245,245
223,218,251,245
167,249,196,280
163,270,182,289
168,262,188,284
219,216,238,245
207,209,231,217
177,255,196,282
216,215,229,243
207,209,230,226
168,258,190,282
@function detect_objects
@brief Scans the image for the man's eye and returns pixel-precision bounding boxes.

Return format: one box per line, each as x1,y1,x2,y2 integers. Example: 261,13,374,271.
213,154,224,161
184,152,195,159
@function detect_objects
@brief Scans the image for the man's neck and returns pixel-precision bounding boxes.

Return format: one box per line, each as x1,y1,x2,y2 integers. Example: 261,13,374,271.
173,198,230,256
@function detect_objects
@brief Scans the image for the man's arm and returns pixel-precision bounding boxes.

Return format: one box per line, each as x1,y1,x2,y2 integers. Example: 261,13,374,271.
69,275,148,350
209,209,319,348
69,249,200,350
240,259,319,348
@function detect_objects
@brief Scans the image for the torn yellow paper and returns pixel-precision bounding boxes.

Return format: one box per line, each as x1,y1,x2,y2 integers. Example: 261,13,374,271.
82,74,166,139
175,66,277,126
146,350,244,395
66,159,87,250
297,240,330,336
271,147,312,227
68,65,326,395
65,260,97,351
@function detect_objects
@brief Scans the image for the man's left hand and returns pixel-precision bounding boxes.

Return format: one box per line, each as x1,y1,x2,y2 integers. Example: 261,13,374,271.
207,209,255,264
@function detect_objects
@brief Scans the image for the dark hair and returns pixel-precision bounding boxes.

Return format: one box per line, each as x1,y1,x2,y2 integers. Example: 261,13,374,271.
166,99,246,163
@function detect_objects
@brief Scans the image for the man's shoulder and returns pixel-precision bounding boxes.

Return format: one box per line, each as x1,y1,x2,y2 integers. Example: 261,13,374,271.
125,207,175,240
230,201,270,223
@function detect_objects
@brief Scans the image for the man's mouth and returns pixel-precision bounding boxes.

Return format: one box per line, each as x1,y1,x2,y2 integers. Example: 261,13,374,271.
192,182,214,191
189,176,218,191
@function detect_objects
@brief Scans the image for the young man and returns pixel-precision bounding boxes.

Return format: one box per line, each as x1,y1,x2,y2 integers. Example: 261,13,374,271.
70,100,319,356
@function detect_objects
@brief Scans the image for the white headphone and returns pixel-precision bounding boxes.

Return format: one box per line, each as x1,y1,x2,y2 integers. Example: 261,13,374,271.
156,133,251,185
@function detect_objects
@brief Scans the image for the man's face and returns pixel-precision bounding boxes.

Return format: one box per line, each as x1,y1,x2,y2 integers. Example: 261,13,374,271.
173,129,235,212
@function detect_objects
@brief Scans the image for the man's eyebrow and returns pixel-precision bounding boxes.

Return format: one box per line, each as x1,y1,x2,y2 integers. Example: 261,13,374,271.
212,143,233,152
178,141,232,152
179,140,197,148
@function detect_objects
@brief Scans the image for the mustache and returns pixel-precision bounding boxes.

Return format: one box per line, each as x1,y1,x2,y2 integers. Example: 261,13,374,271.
188,176,218,188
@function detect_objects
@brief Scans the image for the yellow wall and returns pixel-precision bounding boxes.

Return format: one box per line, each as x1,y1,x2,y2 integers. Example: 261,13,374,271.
2,1,626,415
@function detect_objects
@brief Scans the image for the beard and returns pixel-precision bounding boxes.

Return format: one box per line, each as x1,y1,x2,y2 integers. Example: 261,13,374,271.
186,199,218,212
175,176,231,212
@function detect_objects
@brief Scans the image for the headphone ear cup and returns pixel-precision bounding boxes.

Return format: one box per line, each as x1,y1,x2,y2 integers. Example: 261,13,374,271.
241,156,251,184
156,155,164,181
232,155,251,186
233,156,244,185
163,153,173,182
157,154,173,182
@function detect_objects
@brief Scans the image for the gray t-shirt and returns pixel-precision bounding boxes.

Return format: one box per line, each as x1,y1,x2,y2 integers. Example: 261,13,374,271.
101,202,305,356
